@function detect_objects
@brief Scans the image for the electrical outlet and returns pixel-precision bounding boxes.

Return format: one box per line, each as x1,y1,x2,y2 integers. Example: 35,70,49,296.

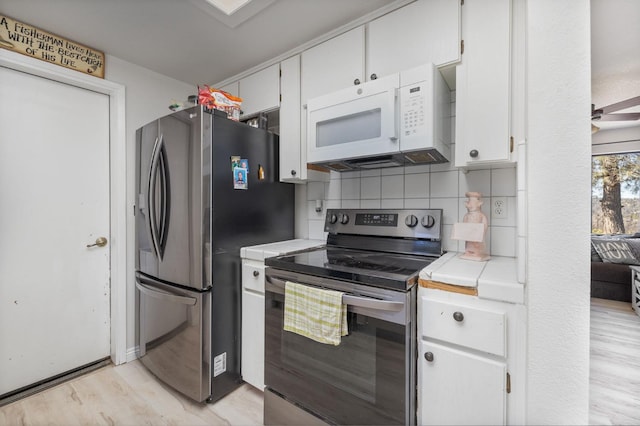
492,197,508,219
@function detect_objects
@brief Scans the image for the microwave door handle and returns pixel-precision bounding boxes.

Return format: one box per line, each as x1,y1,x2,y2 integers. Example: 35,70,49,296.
390,88,399,142
265,276,404,312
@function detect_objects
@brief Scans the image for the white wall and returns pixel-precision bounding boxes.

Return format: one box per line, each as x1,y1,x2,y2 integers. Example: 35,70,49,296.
526,1,592,423
104,55,194,355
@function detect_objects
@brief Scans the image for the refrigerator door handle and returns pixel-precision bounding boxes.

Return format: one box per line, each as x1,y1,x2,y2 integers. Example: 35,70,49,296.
135,280,197,306
148,134,169,260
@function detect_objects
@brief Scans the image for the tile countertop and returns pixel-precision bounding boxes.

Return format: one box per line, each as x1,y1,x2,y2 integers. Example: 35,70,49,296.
419,252,525,305
240,239,325,261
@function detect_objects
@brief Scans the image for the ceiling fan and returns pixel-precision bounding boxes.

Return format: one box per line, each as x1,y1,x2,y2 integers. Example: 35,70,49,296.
591,95,640,122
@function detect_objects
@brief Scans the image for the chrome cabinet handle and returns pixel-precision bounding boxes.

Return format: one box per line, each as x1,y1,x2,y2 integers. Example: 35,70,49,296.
253,270,260,277
469,149,479,158
354,78,361,85
370,73,377,80
453,311,464,322
424,352,434,362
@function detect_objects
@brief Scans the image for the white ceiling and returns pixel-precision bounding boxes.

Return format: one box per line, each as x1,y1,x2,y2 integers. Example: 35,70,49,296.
590,0,640,131
0,0,394,85
2,0,638,130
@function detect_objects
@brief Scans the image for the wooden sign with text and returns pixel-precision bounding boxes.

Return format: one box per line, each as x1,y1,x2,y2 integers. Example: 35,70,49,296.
0,15,105,78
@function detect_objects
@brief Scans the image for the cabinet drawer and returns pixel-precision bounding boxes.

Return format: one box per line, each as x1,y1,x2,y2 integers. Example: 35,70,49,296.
421,298,506,356
242,263,265,294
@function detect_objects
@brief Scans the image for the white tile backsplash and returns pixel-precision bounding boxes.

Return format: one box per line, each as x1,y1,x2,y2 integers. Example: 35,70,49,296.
491,168,517,196
430,170,459,198
381,174,404,199
305,163,519,259
306,181,325,200
404,173,429,198
491,226,516,257
430,198,459,225
360,199,381,209
459,169,491,197
381,166,405,176
342,199,360,209
341,177,360,199
308,220,326,240
361,176,381,199
404,198,430,209
325,179,341,200
381,199,404,209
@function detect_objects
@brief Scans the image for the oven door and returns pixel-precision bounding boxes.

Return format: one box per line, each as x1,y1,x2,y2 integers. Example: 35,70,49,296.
264,268,416,426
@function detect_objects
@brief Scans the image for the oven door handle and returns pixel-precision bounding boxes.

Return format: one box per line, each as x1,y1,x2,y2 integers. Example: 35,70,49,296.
265,276,404,312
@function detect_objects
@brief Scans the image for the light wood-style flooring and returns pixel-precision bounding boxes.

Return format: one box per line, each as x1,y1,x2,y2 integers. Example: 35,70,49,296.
1,298,638,425
590,298,640,425
0,360,263,425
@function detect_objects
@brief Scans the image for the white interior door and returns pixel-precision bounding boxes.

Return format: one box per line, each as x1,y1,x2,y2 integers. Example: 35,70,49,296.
0,66,110,396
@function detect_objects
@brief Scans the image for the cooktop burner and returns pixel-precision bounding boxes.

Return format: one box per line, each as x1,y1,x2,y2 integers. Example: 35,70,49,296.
265,246,436,291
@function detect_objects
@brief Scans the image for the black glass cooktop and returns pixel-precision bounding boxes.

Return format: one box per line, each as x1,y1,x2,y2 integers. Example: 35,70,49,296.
265,246,436,291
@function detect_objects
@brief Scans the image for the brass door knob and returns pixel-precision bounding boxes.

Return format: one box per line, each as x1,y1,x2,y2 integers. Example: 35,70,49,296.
87,237,108,248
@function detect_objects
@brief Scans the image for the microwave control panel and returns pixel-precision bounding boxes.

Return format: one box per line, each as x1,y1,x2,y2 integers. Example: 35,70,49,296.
400,85,426,137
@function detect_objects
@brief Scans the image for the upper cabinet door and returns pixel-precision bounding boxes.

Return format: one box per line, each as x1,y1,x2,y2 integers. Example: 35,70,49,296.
219,81,239,98
301,26,365,104
455,0,512,168
239,64,280,119
367,0,461,81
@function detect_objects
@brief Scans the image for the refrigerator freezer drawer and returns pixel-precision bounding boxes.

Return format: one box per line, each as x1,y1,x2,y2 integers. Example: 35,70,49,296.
136,273,212,402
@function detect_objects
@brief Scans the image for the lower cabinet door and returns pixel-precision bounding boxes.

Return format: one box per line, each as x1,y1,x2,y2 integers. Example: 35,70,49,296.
419,340,506,425
241,289,265,390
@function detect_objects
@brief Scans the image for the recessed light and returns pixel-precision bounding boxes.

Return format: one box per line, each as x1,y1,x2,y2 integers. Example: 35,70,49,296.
191,0,276,28
204,0,251,16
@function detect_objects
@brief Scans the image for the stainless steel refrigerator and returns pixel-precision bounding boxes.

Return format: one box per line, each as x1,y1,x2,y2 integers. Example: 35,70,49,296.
135,106,294,402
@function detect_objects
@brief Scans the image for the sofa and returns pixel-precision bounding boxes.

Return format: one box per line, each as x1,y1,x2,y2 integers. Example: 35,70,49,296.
591,235,639,302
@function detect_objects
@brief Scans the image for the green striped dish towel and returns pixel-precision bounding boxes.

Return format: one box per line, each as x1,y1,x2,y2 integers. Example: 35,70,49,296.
283,281,348,346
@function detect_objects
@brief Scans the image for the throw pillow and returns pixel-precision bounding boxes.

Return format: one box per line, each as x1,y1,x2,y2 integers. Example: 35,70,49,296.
622,237,640,260
591,239,639,265
590,241,603,262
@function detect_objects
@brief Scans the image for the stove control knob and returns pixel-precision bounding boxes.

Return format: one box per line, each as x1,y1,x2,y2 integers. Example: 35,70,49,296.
405,214,418,227
328,213,338,224
421,215,436,228
340,214,350,224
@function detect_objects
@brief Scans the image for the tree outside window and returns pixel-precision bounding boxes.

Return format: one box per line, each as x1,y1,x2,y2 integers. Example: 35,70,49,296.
592,153,640,234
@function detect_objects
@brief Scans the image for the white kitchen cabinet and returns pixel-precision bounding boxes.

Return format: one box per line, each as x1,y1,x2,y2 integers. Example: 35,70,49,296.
301,26,365,104
239,63,280,119
241,259,266,390
366,0,461,80
418,287,525,425
300,27,365,175
279,55,306,182
420,340,506,426
455,0,514,168
218,81,239,97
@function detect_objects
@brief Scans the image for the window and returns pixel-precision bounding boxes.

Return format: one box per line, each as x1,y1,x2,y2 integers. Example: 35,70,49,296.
592,152,640,234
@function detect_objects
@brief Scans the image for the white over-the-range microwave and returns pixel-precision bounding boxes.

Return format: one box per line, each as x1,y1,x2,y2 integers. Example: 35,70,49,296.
306,63,451,171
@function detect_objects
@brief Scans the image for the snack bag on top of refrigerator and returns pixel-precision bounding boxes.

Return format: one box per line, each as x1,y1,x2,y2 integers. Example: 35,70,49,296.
197,85,243,121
